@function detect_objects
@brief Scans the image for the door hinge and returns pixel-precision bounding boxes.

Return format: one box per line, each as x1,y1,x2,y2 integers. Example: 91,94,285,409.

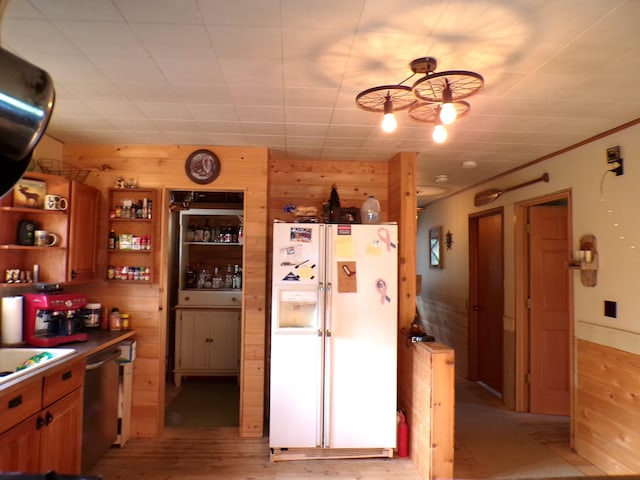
525,372,531,384
526,297,532,309
526,223,531,234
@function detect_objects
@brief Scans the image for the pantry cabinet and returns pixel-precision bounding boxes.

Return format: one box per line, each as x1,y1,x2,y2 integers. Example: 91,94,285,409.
0,172,99,286
0,359,84,474
174,308,240,387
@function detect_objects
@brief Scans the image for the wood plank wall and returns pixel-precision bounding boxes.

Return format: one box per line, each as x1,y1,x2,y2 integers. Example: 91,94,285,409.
63,144,269,438
61,147,424,455
398,339,455,479
417,296,469,378
575,338,640,474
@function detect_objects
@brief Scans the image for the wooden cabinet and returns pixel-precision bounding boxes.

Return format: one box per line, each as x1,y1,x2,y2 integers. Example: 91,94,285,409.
0,358,85,474
106,188,157,283
174,308,240,386
0,172,99,286
68,181,100,282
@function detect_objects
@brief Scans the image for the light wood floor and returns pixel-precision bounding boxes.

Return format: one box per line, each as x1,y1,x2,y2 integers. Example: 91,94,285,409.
87,427,422,480
88,379,604,480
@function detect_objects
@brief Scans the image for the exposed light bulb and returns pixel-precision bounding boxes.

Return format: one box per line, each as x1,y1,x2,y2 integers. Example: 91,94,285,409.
439,80,457,125
381,112,397,132
433,124,447,143
439,102,457,125
381,93,396,133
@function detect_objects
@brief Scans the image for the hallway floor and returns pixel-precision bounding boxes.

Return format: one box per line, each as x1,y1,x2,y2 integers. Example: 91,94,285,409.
454,377,605,478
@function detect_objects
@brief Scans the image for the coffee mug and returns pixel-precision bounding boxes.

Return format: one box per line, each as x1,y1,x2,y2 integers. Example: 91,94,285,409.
44,194,68,211
34,230,58,247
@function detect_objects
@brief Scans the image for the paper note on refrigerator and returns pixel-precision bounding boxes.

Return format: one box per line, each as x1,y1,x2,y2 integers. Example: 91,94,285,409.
335,232,354,257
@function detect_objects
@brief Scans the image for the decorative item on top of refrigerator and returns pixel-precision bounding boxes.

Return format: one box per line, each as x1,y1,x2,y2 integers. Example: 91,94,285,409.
178,208,243,306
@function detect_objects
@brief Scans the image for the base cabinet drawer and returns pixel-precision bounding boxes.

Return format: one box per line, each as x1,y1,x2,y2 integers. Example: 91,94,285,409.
0,378,42,434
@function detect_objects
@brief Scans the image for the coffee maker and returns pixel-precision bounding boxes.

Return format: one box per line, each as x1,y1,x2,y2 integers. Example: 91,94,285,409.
23,292,89,347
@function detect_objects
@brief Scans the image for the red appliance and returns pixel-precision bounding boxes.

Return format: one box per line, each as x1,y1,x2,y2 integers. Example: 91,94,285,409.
23,292,89,347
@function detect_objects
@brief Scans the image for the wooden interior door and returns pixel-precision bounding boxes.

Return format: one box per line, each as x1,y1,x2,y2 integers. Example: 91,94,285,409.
529,205,570,415
469,211,504,394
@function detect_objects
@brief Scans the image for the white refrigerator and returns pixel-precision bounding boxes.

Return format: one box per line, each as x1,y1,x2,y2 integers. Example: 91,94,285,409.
269,222,398,456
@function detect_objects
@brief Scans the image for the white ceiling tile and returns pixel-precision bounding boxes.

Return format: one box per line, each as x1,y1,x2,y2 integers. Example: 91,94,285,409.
285,107,333,124
197,0,282,27
217,58,283,87
2,0,640,200
228,85,283,106
154,57,226,84
285,124,329,137
187,104,239,122
113,0,203,24
241,122,285,136
281,0,364,29
120,82,181,103
53,20,147,57
235,105,285,123
85,101,146,119
196,121,245,134
173,84,233,104
284,87,338,108
130,23,215,58
28,0,124,21
137,103,193,120
207,25,282,59
1,19,80,55
92,56,166,83
206,133,249,145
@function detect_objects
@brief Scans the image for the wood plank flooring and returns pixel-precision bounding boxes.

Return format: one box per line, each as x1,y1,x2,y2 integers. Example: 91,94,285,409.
87,427,422,480
88,377,604,480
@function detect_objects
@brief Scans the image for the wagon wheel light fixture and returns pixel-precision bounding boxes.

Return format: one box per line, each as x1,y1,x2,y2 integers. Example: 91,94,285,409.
355,57,484,142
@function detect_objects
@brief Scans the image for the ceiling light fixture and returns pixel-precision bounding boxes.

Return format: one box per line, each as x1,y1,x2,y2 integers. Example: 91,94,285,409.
381,93,397,133
355,57,483,142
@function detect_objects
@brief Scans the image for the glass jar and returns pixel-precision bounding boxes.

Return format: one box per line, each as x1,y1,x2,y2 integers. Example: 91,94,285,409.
109,307,121,331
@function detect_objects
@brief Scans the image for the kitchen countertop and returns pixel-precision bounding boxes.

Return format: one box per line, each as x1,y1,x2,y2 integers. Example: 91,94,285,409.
0,329,136,392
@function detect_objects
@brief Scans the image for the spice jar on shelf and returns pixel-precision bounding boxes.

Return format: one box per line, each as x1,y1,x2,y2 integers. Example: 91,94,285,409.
109,307,121,331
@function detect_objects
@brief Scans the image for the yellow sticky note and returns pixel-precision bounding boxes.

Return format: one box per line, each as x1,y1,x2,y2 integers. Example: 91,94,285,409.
335,233,354,257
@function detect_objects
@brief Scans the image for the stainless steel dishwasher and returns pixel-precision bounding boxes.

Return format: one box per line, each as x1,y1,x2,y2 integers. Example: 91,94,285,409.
81,347,121,473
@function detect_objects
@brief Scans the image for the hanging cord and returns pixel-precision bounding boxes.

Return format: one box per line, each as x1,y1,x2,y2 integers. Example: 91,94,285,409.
599,165,639,254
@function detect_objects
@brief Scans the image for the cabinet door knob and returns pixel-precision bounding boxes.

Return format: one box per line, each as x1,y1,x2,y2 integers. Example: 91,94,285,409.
36,416,45,430
45,412,54,425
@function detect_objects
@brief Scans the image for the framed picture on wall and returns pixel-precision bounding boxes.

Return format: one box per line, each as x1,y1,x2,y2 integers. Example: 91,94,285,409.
429,226,443,269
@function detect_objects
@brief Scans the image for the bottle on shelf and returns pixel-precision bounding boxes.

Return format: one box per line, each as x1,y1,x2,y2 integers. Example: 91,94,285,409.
212,266,222,289
108,229,117,250
225,264,233,288
232,264,242,289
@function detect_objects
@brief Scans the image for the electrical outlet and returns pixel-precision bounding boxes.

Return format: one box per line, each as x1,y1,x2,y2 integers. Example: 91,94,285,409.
604,300,617,318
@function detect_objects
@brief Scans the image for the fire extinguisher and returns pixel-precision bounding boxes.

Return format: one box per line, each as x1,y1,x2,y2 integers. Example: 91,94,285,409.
397,410,409,457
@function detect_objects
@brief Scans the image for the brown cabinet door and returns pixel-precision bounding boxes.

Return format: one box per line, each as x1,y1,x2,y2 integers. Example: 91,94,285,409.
68,181,99,282
0,413,41,473
39,388,83,475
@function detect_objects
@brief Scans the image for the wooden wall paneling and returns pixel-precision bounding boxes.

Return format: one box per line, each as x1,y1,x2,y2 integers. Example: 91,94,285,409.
388,152,417,330
397,339,455,480
575,339,640,474
63,144,268,438
268,159,390,224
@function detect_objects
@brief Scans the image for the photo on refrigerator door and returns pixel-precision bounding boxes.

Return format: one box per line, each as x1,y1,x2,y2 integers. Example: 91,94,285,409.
274,225,320,284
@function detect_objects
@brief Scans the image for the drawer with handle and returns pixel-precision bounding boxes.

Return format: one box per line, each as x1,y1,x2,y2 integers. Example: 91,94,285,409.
42,359,84,407
0,377,42,434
